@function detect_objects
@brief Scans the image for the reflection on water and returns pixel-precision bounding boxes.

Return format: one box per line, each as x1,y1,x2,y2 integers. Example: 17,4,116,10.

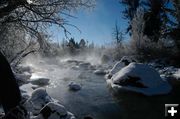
31,60,180,119
46,68,122,119
112,85,180,119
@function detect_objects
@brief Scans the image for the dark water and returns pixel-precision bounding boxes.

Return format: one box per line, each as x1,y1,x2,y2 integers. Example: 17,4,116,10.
32,60,180,119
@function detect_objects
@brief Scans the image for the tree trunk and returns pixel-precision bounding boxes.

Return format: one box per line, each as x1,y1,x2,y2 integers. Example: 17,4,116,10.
0,51,22,114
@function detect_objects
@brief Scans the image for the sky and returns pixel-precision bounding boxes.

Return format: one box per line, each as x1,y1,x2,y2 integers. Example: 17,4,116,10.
50,0,129,45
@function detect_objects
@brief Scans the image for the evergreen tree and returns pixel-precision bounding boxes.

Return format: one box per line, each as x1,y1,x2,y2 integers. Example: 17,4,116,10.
121,0,140,34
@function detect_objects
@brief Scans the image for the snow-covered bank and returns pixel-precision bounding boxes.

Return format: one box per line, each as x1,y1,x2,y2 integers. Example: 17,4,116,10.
22,88,76,119
6,61,77,119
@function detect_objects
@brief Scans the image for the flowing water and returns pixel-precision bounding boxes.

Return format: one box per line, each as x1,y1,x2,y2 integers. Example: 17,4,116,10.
29,58,180,119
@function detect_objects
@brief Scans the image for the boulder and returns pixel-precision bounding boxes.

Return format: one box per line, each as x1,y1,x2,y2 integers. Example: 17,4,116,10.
108,56,136,78
30,78,50,86
25,88,54,115
68,82,81,91
20,83,38,97
94,69,107,75
107,63,172,96
39,102,67,118
79,62,91,68
15,72,32,83
18,65,32,73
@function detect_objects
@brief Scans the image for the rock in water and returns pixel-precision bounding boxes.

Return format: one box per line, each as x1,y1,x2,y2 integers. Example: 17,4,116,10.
30,78,50,86
107,63,172,96
15,72,32,82
68,82,81,91
94,69,107,75
25,88,54,115
18,65,32,73
39,102,67,119
33,102,75,119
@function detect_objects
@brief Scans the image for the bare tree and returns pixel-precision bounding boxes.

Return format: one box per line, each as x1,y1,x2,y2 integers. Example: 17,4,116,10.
0,0,95,37
0,0,95,116
112,22,124,47
0,0,95,61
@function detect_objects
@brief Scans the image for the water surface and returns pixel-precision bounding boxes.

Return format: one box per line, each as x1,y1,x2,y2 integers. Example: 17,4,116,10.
31,59,180,119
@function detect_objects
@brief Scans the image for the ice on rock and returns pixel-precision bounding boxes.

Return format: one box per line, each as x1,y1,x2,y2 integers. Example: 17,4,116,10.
107,63,172,96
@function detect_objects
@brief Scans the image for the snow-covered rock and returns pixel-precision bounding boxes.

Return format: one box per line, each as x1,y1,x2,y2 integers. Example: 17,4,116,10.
88,65,96,70
94,69,107,75
23,88,76,119
108,56,137,78
20,83,38,98
34,102,75,119
15,72,32,83
158,66,178,76
15,65,32,73
107,63,172,96
71,66,80,70
25,88,54,115
30,78,50,86
79,62,91,68
68,82,81,91
174,69,180,80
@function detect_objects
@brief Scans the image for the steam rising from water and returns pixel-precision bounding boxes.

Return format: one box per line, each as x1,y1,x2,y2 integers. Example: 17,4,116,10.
22,52,103,88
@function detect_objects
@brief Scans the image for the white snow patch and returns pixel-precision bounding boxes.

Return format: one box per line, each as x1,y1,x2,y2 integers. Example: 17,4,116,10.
38,102,68,118
15,72,32,82
25,88,54,115
23,88,75,119
94,69,107,75
109,56,136,76
173,69,180,80
20,83,38,96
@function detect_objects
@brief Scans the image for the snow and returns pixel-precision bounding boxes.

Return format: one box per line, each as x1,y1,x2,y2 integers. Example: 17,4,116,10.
94,69,107,75
0,61,79,119
79,62,91,66
20,86,76,119
40,102,67,116
23,88,75,119
68,82,81,91
20,83,38,96
107,63,172,96
108,56,137,77
25,88,55,115
15,72,32,83
19,65,32,73
35,102,76,119
173,69,180,80
30,78,50,86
